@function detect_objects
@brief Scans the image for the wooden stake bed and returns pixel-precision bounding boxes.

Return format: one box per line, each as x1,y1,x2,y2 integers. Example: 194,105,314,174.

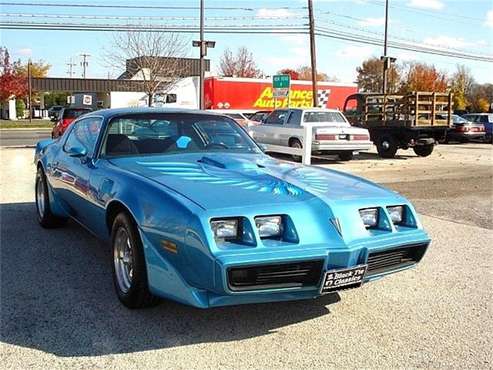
358,92,452,128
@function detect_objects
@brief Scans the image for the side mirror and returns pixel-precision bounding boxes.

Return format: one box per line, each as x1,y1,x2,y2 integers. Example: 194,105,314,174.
68,146,87,157
259,143,268,152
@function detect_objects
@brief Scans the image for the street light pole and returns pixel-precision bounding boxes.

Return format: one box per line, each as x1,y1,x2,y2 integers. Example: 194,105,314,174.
193,0,214,110
382,0,389,94
308,0,318,107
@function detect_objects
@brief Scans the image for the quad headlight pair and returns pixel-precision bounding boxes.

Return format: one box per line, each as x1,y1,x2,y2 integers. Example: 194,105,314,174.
211,216,282,241
359,205,404,228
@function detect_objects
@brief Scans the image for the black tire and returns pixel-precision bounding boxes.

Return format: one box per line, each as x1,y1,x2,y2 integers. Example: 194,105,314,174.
289,139,302,162
35,167,66,228
338,151,353,161
413,144,434,157
111,212,158,309
376,135,398,158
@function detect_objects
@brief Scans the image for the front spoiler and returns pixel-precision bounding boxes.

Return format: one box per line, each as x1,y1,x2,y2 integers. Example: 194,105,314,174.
142,228,430,308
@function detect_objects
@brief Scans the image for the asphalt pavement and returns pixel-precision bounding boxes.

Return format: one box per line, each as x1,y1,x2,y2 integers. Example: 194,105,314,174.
0,128,52,147
0,144,492,369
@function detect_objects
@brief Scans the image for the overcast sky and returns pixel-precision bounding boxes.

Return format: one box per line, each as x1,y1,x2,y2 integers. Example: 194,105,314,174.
2,0,492,84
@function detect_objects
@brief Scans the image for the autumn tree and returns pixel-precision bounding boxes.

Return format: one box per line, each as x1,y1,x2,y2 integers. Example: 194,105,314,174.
296,66,329,81
400,62,448,93
219,47,263,78
449,65,474,111
278,68,299,80
468,83,493,112
14,60,51,78
356,57,401,93
105,31,189,106
0,47,27,102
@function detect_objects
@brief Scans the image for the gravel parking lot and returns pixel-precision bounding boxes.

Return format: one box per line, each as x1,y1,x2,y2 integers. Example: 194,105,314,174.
1,144,492,369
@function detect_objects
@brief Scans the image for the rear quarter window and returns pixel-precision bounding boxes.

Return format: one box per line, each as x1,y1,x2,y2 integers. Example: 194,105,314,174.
64,109,92,119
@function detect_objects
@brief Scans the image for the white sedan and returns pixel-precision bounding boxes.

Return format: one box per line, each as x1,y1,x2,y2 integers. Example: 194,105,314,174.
249,108,372,161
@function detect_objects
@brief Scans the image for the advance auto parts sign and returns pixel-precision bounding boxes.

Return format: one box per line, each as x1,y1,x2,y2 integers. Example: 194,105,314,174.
253,87,330,109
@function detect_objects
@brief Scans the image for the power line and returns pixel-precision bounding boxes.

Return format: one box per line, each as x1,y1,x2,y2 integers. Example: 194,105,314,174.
315,16,492,57
1,12,307,21
1,20,491,63
0,20,308,33
0,2,306,11
315,27,493,63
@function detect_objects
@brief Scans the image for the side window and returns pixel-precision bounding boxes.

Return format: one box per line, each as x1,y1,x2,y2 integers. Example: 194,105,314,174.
265,110,288,125
64,117,103,157
287,110,301,125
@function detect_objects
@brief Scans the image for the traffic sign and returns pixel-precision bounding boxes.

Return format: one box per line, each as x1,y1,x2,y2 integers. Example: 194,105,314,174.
273,88,289,98
273,74,290,89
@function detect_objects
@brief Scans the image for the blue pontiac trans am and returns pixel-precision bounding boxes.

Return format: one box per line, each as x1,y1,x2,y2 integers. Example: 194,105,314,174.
34,108,430,309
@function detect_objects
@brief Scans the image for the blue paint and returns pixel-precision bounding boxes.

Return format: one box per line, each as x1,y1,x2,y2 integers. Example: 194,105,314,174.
35,108,431,308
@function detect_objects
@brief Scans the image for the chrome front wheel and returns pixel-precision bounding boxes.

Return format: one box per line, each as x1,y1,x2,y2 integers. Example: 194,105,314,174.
35,173,46,219
113,226,134,294
110,212,157,308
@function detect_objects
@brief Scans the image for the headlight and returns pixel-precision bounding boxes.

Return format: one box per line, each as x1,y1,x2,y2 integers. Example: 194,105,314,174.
359,208,378,228
387,205,404,224
255,216,282,238
211,219,238,239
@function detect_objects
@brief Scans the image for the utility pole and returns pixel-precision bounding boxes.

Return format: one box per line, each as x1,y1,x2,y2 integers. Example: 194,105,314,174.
193,0,215,110
199,0,205,110
28,59,32,123
66,58,76,77
308,0,318,107
382,0,389,94
80,53,90,78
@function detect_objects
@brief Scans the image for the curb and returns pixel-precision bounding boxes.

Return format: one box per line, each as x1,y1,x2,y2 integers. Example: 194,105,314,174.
0,128,52,131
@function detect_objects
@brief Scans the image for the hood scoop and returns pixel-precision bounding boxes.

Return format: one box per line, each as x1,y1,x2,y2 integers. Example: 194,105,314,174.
198,156,263,171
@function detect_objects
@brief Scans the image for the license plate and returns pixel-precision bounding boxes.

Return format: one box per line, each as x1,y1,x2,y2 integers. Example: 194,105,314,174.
320,265,367,294
339,134,349,140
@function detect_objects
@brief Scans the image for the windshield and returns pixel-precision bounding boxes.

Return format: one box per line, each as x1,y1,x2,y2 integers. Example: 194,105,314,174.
103,113,261,157
303,111,348,124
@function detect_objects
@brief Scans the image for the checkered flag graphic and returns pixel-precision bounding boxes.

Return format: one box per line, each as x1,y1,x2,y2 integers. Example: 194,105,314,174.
317,89,331,108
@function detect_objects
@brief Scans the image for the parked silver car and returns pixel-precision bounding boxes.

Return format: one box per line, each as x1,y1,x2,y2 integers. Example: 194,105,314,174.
249,108,372,161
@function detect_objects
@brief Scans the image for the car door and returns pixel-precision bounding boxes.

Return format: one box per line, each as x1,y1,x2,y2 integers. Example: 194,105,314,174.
282,110,302,145
261,110,290,145
52,116,104,228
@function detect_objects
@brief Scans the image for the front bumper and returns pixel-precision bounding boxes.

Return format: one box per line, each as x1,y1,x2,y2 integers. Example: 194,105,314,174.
145,227,430,308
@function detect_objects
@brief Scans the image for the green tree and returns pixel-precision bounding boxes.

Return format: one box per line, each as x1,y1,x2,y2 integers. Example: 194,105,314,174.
356,57,401,93
15,99,25,118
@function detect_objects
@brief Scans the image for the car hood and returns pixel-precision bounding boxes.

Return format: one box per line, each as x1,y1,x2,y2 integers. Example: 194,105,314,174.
109,153,400,210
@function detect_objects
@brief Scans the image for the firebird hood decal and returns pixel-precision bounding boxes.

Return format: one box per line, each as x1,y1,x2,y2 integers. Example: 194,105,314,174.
110,153,399,210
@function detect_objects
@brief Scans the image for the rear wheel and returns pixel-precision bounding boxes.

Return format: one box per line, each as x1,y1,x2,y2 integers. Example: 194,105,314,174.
289,139,302,162
413,144,434,157
111,212,158,309
376,135,398,158
35,167,66,228
338,151,353,161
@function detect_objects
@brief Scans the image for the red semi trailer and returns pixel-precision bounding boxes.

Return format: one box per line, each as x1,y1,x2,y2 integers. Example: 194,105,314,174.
204,77,357,111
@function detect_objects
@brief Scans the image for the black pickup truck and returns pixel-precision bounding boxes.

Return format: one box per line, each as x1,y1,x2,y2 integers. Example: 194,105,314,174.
343,92,451,158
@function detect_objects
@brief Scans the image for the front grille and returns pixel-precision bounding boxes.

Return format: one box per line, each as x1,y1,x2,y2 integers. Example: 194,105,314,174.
228,260,324,291
367,243,428,276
